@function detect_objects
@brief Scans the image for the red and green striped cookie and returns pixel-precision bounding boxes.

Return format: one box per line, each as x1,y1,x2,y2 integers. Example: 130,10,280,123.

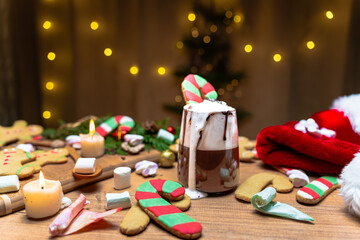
95,116,135,137
296,176,342,204
135,179,202,239
181,74,217,104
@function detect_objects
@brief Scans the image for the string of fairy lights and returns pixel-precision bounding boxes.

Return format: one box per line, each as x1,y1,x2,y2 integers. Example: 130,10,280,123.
40,7,335,120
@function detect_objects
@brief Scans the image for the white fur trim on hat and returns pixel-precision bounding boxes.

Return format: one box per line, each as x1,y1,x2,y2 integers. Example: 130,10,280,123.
340,152,360,217
332,94,360,135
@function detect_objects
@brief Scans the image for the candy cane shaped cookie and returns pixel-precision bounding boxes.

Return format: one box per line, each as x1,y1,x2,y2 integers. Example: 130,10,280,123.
135,179,202,239
181,74,217,104
296,176,342,204
95,116,135,137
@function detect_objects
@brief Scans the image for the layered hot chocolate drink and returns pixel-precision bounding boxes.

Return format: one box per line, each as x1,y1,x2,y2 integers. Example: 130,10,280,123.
178,100,239,197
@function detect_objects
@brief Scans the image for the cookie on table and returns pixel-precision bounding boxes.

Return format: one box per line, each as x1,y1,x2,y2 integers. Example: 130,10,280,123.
235,172,293,202
238,136,257,162
0,120,43,146
120,204,150,235
135,179,202,239
0,148,36,178
296,176,342,204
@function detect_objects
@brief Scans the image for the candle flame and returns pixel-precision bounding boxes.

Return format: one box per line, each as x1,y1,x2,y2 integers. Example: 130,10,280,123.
89,119,95,136
39,171,45,189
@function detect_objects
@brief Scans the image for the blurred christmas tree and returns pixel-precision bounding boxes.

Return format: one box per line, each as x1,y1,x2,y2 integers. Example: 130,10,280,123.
164,2,249,120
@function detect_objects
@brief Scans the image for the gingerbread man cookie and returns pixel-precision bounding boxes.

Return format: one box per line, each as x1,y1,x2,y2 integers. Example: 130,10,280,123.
16,148,69,179
0,148,36,177
0,120,43,146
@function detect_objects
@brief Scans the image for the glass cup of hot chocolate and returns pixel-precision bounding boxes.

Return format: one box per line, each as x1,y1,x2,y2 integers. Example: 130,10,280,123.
178,100,239,198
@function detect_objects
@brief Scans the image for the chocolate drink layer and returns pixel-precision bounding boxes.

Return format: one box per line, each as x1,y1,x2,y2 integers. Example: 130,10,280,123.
178,146,239,192
178,100,239,193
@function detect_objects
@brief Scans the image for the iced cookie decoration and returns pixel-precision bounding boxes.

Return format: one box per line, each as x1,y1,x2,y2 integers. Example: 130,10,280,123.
181,74,217,104
135,179,202,239
0,148,36,178
296,176,342,204
238,136,257,162
0,120,43,146
95,116,135,137
235,172,293,202
15,148,68,179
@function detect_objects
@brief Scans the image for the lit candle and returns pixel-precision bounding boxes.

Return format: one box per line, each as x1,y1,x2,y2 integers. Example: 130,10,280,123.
80,119,105,157
23,171,62,219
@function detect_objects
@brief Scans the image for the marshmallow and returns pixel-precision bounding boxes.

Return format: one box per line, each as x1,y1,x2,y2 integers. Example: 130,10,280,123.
135,160,158,177
66,135,81,149
156,129,175,142
113,167,131,190
0,175,20,193
74,158,96,174
124,134,144,146
60,197,72,209
16,144,34,153
106,192,132,210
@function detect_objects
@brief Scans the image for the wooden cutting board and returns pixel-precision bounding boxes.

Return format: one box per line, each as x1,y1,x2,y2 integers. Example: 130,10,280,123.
0,149,160,216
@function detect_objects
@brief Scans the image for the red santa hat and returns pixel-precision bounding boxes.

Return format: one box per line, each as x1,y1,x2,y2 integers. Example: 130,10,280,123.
256,94,360,216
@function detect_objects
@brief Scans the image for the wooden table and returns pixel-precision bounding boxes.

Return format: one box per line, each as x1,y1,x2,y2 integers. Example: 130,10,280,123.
0,160,359,239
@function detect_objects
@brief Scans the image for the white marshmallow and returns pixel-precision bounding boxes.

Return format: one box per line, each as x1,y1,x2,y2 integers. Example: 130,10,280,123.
124,134,144,146
0,175,20,193
74,158,96,174
113,167,131,190
16,144,34,153
156,129,175,142
106,192,132,210
135,160,158,177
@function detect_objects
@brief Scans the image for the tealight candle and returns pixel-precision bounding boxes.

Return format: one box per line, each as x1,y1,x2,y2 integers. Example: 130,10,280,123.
23,171,62,219
80,119,105,157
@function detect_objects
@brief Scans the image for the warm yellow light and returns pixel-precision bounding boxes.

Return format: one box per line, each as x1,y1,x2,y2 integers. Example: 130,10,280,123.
130,66,139,75
307,41,315,50
233,14,242,23
90,21,99,30
188,12,196,22
39,171,45,189
326,11,334,19
273,54,282,62
89,119,95,135
190,66,198,73
218,88,225,96
231,79,239,86
175,95,182,103
203,35,211,44
43,111,51,119
104,48,112,56
191,28,199,38
46,81,54,90
158,67,166,75
210,24,217,33
244,44,253,53
43,21,52,30
47,52,56,61
176,41,184,49
225,10,233,18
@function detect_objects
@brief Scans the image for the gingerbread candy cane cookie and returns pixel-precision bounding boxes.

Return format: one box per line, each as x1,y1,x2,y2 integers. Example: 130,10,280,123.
95,116,135,137
181,74,217,104
135,179,202,239
296,176,342,204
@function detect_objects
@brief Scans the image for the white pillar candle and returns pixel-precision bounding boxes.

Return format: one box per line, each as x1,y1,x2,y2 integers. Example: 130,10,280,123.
80,119,104,158
23,171,62,219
